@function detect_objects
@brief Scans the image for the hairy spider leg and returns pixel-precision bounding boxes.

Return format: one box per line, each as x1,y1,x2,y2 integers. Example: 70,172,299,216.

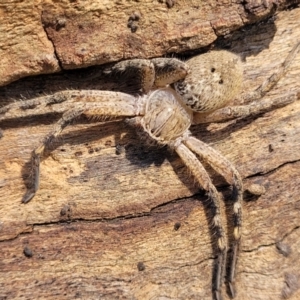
22,91,140,203
184,136,243,298
103,57,188,94
193,92,299,124
102,59,155,94
150,57,189,88
175,143,227,300
0,93,69,120
0,90,137,121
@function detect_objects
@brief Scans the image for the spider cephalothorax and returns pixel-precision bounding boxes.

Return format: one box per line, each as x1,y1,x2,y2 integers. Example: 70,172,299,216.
0,42,299,300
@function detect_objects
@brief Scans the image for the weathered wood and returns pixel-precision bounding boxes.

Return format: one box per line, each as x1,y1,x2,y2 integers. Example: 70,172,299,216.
0,6,300,300
0,0,299,86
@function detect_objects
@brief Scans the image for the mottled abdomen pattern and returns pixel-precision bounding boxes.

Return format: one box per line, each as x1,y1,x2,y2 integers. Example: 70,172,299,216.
174,50,243,112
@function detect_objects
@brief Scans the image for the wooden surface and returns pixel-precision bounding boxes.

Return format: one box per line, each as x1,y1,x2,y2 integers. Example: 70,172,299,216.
0,0,299,86
1,6,300,300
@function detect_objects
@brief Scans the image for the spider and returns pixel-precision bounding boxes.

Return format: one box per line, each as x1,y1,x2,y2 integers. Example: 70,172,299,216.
0,42,299,300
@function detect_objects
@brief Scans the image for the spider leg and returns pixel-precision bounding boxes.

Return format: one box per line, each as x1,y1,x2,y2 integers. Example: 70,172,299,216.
102,57,188,94
0,93,68,121
22,91,140,203
193,91,299,124
184,136,243,298
102,59,155,94
150,57,189,88
243,41,300,102
0,90,138,121
175,142,226,300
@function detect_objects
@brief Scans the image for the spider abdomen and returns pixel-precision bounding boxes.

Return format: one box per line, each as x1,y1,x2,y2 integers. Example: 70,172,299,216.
141,88,192,144
174,50,243,112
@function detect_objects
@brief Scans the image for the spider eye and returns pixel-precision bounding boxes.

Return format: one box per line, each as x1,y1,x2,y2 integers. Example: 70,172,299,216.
211,67,215,72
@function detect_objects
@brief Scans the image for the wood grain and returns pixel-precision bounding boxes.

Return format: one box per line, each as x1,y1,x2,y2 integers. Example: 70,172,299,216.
0,6,300,300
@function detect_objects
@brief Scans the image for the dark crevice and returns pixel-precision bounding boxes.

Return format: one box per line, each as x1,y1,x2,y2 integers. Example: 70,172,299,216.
40,15,64,71
0,195,195,243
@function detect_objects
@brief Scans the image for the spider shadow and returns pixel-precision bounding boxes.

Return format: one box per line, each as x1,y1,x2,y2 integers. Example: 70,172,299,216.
0,113,64,131
19,118,172,193
190,112,268,145
177,13,277,62
215,13,277,60
20,118,123,189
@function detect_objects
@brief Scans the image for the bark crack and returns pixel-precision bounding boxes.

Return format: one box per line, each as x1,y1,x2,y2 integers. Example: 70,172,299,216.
242,226,300,253
0,159,299,243
40,13,64,71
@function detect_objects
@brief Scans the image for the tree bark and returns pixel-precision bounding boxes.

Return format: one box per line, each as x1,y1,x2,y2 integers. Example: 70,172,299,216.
0,0,299,86
0,3,300,300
